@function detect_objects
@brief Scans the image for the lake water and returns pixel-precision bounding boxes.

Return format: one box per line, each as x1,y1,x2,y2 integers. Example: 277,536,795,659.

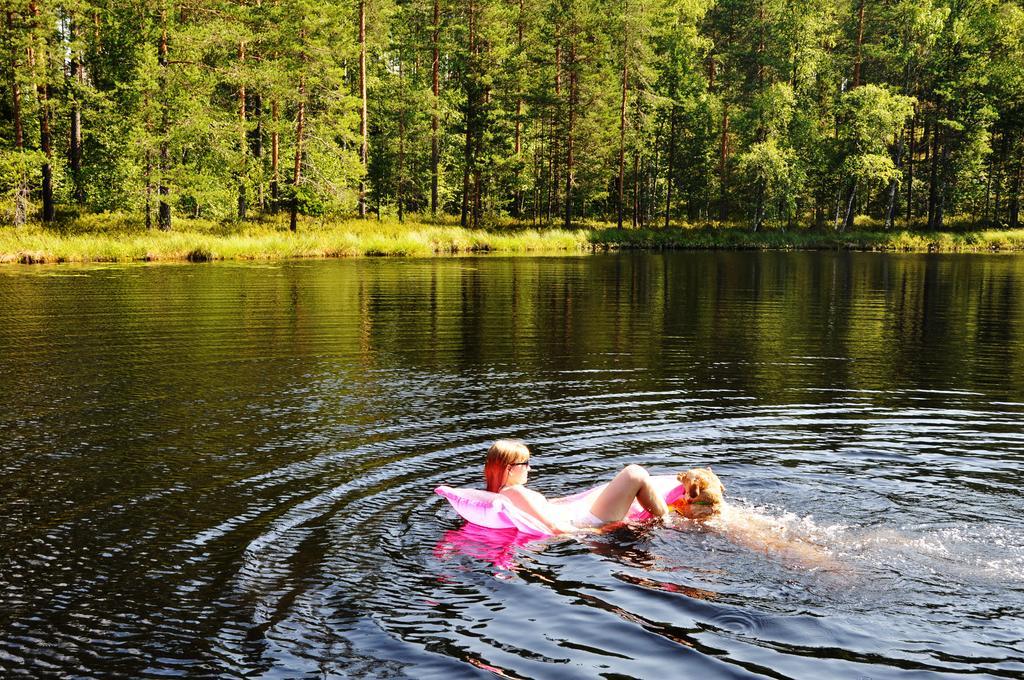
1,252,1022,679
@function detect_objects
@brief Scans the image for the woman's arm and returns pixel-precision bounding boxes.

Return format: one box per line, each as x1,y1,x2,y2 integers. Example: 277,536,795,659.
500,486,575,534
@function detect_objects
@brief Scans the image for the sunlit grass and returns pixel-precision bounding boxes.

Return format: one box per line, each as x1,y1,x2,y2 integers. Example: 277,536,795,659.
592,223,1024,253
0,214,597,263
2,211,1024,264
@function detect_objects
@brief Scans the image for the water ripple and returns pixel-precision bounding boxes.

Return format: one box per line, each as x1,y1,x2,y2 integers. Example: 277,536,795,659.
4,254,1024,678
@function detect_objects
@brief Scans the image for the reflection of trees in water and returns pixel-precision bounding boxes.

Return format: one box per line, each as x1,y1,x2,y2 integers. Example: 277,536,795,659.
4,254,1023,404
5,254,1023,429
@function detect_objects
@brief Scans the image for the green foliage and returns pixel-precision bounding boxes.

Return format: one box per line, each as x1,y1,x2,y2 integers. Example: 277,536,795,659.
0,149,45,194
839,85,916,152
737,139,803,215
1,0,1022,231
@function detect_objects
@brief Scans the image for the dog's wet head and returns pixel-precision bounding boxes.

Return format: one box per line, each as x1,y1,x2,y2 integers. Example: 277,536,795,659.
674,467,725,519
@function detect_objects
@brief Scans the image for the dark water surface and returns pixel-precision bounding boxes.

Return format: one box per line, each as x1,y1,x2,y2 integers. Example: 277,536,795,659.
1,252,1023,679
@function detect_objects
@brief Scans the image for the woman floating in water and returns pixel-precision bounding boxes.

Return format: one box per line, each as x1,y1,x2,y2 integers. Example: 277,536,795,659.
440,440,836,569
484,439,670,534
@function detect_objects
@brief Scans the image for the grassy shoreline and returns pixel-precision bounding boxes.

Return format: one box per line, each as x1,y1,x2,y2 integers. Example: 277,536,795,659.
3,214,1024,264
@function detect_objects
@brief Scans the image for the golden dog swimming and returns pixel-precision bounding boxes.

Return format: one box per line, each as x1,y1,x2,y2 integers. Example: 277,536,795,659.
672,467,839,570
672,467,726,519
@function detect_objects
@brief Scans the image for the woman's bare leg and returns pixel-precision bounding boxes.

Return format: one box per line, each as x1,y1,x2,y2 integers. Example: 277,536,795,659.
589,464,669,522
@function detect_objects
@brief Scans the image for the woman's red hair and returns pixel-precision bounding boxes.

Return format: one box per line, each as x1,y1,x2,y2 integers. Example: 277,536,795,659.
484,439,530,492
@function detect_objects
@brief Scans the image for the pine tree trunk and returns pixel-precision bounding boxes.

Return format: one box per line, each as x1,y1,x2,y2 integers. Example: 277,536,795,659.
536,142,544,224
552,37,561,220
397,53,405,222
158,14,171,231
934,138,949,230
757,0,765,88
885,131,905,230
993,131,1006,225
30,3,54,222
982,131,996,225
833,183,843,231
431,0,440,216
906,107,915,224
271,100,280,212
513,0,524,218
254,94,264,210
145,140,152,230
753,180,765,231
91,10,101,83
461,124,470,227
632,143,639,228
853,0,865,88
1010,142,1022,229
69,16,85,205
927,119,939,229
8,11,27,225
564,48,576,230
841,179,857,232
664,108,676,229
616,6,628,229
40,92,53,220
145,85,152,229
291,75,306,233
545,116,553,222
358,0,368,218
475,45,490,227
461,0,475,227
8,13,23,155
718,107,729,222
474,170,482,226
238,40,247,220
40,84,54,222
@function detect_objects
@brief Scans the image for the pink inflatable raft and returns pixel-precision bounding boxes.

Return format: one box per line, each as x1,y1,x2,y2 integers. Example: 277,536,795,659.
435,474,688,536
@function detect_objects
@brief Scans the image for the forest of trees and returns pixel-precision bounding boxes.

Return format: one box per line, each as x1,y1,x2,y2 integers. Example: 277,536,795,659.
2,0,1023,232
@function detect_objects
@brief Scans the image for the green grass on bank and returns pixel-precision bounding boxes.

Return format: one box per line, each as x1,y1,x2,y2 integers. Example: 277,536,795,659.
3,211,1024,264
591,224,1024,253
0,213,591,263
